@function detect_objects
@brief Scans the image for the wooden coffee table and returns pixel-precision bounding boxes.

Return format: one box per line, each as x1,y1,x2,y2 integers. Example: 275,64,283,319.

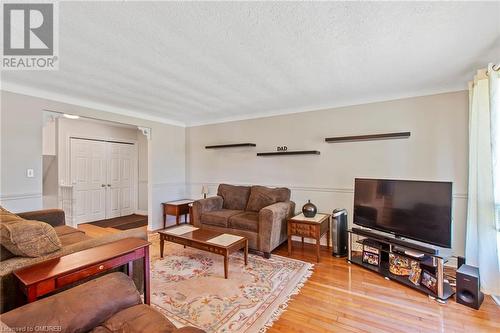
159,226,248,279
13,238,151,304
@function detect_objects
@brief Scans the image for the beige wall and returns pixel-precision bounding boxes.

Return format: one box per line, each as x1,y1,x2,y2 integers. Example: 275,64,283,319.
0,90,185,230
186,91,469,255
0,91,44,211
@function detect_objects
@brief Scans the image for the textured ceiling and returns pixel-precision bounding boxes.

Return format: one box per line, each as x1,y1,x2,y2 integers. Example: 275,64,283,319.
2,2,499,126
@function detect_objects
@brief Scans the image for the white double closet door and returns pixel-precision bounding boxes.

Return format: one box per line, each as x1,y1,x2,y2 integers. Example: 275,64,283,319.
71,138,137,224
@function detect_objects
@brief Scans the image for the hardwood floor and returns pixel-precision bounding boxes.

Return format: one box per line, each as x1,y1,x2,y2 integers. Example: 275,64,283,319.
79,225,500,332
270,241,500,333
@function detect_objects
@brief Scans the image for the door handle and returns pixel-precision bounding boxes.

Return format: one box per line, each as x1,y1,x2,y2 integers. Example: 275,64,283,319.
101,184,106,188
107,184,111,187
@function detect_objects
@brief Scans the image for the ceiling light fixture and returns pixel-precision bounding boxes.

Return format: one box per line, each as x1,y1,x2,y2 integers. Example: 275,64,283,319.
63,114,80,119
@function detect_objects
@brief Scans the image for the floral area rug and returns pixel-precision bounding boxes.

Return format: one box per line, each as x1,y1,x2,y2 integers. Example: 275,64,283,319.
148,234,313,333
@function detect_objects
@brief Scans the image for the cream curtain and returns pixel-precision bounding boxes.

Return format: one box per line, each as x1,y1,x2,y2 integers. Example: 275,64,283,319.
466,64,500,296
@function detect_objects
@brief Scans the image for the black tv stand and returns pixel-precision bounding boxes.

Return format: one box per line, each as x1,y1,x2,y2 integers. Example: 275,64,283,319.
351,227,438,255
348,228,454,301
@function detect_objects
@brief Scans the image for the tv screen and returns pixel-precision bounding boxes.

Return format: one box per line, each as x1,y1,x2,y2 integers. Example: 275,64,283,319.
353,178,452,248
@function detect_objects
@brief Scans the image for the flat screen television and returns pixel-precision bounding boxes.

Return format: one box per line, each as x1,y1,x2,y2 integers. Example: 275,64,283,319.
353,178,452,248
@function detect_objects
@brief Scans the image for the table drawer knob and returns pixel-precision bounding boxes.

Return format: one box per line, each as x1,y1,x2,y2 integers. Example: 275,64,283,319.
98,265,104,270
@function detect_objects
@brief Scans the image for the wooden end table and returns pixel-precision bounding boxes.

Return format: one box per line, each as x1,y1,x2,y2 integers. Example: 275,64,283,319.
13,238,151,304
287,213,331,263
162,199,194,228
159,226,248,279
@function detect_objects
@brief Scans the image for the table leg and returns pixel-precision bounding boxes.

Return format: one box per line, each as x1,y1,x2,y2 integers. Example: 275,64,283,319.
143,246,150,305
301,237,304,245
328,217,331,249
127,261,133,278
176,214,180,225
244,240,248,266
163,213,166,229
288,235,292,256
160,235,165,258
184,214,187,223
316,236,321,263
224,254,229,279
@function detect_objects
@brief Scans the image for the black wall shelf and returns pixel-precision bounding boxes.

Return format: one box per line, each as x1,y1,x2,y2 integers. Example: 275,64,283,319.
325,132,411,143
205,143,256,149
257,150,320,156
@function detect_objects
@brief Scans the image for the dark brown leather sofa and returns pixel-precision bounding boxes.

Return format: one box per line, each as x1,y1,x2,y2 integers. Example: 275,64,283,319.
0,272,204,333
0,209,147,313
192,184,295,258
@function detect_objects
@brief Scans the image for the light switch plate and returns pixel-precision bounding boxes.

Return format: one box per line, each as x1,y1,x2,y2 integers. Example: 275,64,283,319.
26,169,34,178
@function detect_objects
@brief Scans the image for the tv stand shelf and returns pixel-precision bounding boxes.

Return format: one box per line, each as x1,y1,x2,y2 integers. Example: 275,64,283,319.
347,228,454,301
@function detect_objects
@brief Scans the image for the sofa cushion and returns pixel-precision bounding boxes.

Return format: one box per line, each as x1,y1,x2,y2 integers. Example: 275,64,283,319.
93,304,178,333
245,186,291,212
201,210,242,228
217,184,251,211
228,212,259,233
0,207,61,257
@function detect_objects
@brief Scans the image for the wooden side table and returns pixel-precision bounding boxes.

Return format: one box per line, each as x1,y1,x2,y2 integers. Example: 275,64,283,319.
13,238,151,304
287,213,331,263
162,199,194,228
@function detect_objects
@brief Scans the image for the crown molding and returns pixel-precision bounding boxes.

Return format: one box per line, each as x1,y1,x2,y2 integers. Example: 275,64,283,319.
1,81,186,127
186,88,466,127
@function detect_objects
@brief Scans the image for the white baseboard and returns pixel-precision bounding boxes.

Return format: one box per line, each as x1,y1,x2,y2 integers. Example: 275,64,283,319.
135,210,148,216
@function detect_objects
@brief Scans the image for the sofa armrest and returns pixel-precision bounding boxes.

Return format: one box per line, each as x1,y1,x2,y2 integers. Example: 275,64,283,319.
258,201,295,253
192,196,223,227
1,272,141,333
17,209,65,227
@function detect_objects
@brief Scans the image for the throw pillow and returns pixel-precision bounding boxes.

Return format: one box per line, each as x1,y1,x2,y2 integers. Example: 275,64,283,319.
217,184,251,210
0,207,62,257
245,185,291,212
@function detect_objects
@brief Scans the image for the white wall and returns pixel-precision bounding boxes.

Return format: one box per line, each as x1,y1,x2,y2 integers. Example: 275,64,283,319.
186,91,469,256
0,90,185,230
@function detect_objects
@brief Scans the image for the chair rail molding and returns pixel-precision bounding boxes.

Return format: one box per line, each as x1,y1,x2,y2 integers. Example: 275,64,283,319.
0,192,43,201
185,182,467,199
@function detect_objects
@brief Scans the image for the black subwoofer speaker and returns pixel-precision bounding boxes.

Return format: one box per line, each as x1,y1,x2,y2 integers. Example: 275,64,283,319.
456,264,484,310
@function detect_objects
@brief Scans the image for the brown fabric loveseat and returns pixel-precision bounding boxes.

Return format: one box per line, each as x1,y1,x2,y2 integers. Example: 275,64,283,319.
0,272,204,333
0,208,147,313
192,184,295,258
